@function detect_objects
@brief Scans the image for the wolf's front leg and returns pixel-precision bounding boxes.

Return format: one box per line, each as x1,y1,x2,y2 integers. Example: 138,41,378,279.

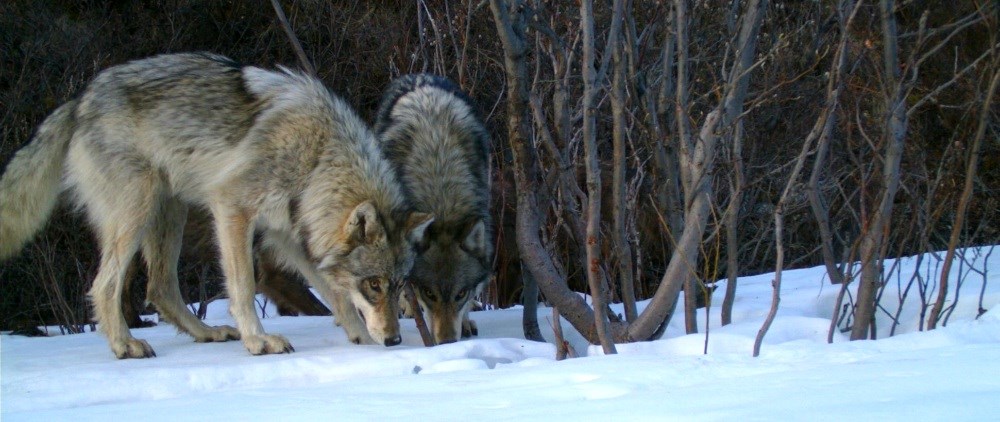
267,243,374,345
214,206,293,355
461,313,478,338
332,295,376,345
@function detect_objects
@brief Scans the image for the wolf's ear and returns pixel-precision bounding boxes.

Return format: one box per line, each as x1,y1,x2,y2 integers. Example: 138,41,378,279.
405,212,434,245
344,201,386,245
460,219,488,258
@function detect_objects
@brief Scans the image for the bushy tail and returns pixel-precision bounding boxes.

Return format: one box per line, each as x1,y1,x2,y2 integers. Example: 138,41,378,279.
0,100,77,260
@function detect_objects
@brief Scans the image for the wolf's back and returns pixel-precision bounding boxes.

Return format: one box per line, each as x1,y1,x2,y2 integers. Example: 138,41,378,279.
374,74,491,225
374,74,475,135
0,100,78,260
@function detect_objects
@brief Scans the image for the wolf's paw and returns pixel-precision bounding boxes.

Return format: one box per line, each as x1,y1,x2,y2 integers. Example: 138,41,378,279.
112,338,156,359
244,334,294,355
348,332,376,345
462,319,478,338
340,320,376,345
194,325,240,343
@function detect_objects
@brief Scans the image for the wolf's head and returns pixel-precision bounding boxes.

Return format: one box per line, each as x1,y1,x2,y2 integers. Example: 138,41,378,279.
408,218,490,344
316,201,433,346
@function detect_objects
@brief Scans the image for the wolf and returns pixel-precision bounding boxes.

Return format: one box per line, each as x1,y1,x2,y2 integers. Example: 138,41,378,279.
0,53,432,358
373,74,492,344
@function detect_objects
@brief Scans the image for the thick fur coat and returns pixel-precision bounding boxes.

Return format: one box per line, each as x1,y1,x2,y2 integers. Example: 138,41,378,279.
0,53,431,358
374,74,492,344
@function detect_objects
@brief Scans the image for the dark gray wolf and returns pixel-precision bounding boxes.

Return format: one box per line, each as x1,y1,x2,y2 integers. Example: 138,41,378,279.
0,53,432,358
374,74,492,344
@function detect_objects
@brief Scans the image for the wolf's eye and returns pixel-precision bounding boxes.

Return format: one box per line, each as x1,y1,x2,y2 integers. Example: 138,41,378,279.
422,287,436,301
368,278,382,293
454,289,467,302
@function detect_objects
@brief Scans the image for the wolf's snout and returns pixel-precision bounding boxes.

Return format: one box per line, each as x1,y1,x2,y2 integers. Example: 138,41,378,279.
384,335,402,347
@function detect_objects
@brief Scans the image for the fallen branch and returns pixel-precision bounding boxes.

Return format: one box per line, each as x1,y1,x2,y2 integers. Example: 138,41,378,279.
405,283,435,347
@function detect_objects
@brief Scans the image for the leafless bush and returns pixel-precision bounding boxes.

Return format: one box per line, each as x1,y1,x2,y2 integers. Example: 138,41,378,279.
1,1,996,344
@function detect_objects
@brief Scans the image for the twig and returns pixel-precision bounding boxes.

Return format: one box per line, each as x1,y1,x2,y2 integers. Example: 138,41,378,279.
976,246,996,319
927,57,999,329
405,283,435,347
269,0,317,77
550,306,577,360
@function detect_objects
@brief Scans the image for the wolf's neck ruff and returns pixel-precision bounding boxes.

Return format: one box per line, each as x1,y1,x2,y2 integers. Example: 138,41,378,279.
241,66,408,258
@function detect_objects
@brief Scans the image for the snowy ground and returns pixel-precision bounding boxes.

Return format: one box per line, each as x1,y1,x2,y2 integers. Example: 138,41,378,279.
3,247,999,420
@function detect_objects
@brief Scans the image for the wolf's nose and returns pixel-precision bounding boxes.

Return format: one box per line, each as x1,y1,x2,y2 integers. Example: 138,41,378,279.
384,335,402,347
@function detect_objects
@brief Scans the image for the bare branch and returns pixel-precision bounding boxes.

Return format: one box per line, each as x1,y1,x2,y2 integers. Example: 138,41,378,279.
581,0,618,354
928,57,1000,329
908,42,999,115
405,283,435,347
269,0,316,77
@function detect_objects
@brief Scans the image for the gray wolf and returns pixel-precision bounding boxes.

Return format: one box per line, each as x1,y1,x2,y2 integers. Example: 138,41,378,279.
374,74,492,344
0,53,432,358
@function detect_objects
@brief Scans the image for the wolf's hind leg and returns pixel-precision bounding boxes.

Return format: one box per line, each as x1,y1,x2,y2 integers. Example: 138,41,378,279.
91,235,156,358
86,185,159,358
144,198,239,343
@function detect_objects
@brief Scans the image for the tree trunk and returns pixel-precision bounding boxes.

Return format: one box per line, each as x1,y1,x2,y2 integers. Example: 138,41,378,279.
521,268,544,341
490,0,628,345
611,0,638,323
721,122,743,326
580,0,619,355
491,0,766,345
809,0,858,289
852,0,907,341
683,276,699,333
656,4,684,239
629,0,765,341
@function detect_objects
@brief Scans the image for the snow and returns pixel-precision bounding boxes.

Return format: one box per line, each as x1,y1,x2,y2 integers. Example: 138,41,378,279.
3,247,999,420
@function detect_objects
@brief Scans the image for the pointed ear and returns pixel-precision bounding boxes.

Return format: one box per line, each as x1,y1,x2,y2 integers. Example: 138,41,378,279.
461,219,488,258
343,201,385,245
405,212,434,245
